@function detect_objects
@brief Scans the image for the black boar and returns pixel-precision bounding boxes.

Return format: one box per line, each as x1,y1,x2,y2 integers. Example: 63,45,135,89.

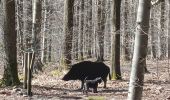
62,61,111,89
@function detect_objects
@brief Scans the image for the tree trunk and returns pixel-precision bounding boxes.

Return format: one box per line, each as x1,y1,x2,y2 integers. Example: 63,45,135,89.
87,0,93,58
83,0,87,58
48,39,52,62
150,7,157,59
92,0,97,58
104,0,111,59
25,0,41,95
34,0,42,50
128,0,151,100
41,0,47,63
23,52,28,89
2,0,20,86
122,0,131,61
168,0,170,58
111,0,122,80
78,0,84,60
22,0,32,88
63,0,74,68
16,0,24,66
33,0,43,72
96,0,105,62
72,1,79,60
159,0,166,59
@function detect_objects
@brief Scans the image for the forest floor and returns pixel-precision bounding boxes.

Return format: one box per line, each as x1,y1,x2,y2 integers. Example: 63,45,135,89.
0,60,170,100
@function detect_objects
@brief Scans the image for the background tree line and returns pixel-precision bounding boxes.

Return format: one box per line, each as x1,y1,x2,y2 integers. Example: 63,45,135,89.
0,0,169,99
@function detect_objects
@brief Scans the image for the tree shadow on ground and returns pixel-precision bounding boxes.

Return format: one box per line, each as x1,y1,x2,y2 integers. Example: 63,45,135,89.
31,85,84,99
31,84,128,96
59,96,83,99
145,80,170,85
102,88,128,93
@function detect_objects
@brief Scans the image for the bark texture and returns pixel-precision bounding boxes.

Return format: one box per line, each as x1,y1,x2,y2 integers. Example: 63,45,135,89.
63,0,74,68
128,0,151,100
111,0,122,80
2,0,20,86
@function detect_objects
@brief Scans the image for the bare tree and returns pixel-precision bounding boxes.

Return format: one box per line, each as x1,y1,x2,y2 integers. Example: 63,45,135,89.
150,7,157,59
111,0,122,80
96,0,105,61
72,0,79,60
32,0,43,73
86,0,93,58
16,0,24,61
2,0,20,86
63,0,74,68
128,0,151,100
41,0,47,63
78,0,84,60
168,0,170,58
122,0,131,61
159,0,166,59
22,0,32,89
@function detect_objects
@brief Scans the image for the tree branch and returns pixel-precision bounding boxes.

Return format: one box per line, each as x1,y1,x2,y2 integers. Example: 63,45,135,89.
151,0,162,6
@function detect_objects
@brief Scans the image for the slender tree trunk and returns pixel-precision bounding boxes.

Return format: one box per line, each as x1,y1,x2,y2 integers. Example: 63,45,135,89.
16,0,24,65
73,1,79,60
122,0,130,61
111,0,122,80
168,0,170,58
104,0,111,59
92,0,97,58
78,0,84,60
2,0,20,86
150,7,157,59
23,0,32,40
25,0,40,95
33,0,42,71
159,0,166,59
47,5,53,62
23,0,32,53
96,0,105,62
87,0,92,58
63,0,74,68
22,0,32,89
41,0,47,63
129,0,138,58
83,0,87,58
48,38,52,62
23,51,28,89
75,2,79,60
128,0,151,100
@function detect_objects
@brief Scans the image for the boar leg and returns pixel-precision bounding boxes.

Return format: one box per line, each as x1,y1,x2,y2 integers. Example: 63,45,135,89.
103,78,107,88
80,80,84,89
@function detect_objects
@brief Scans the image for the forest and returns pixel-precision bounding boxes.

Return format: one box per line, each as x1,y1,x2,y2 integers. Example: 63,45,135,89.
0,0,170,100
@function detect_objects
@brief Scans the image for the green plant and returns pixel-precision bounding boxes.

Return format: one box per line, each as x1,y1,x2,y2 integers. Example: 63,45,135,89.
88,96,105,100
